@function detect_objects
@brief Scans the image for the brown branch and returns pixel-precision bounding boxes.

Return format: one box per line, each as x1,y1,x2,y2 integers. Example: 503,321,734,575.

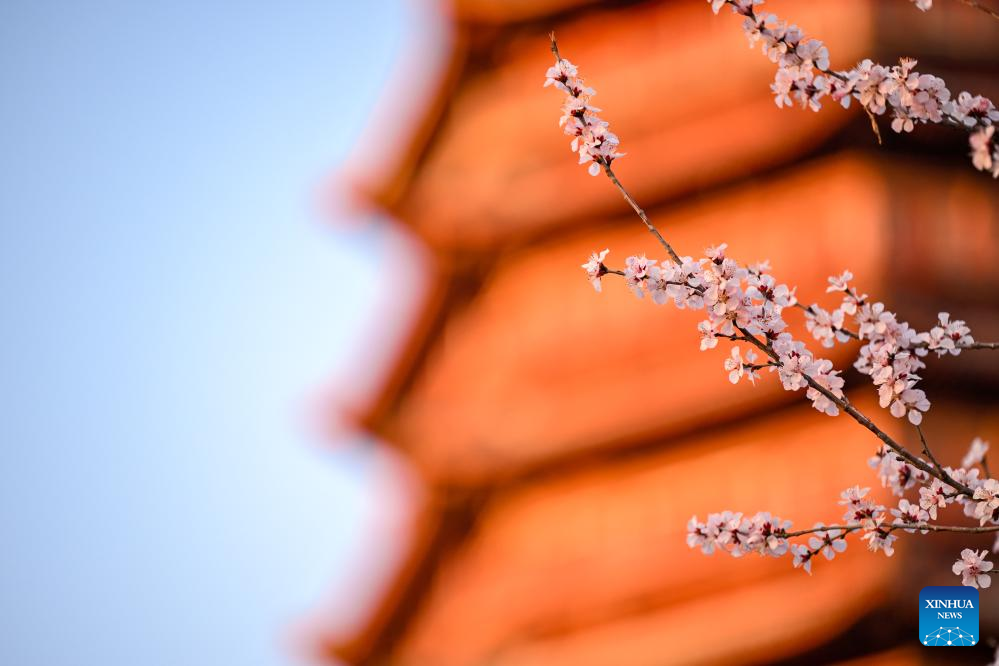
915,423,964,491
957,0,999,21
785,522,999,538
603,164,682,265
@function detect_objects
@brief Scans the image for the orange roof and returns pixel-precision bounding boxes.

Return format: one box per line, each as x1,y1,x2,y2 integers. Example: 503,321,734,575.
389,396,899,665
382,0,875,251
379,154,890,483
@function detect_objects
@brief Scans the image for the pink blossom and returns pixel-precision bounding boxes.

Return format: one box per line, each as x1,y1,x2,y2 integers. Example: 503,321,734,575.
839,485,885,529
891,498,930,533
920,312,974,356
795,39,829,71
884,384,930,425
826,270,853,293
805,358,845,416
807,525,847,560
581,249,609,292
953,548,993,588
686,515,719,554
962,437,990,470
746,512,792,557
861,525,897,557
724,346,759,384
869,446,926,496
790,543,813,574
948,91,999,128
805,305,848,348
973,479,999,525
969,121,998,178
623,254,655,297
918,479,952,520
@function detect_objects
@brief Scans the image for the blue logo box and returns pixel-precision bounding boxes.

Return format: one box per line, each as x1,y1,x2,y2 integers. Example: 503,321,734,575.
920,586,979,646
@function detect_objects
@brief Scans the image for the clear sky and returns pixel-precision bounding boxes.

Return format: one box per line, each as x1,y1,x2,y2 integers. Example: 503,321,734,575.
0,1,418,664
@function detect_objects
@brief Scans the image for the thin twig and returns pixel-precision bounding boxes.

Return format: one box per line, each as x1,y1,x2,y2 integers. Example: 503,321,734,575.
603,164,682,265
957,0,999,21
785,522,999,538
862,105,883,145
915,423,964,491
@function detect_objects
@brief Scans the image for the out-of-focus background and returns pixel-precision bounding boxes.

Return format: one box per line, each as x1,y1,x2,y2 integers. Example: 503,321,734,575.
0,1,432,664
2,0,998,665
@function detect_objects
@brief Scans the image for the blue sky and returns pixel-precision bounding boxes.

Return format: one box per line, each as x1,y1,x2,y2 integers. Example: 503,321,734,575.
0,1,421,664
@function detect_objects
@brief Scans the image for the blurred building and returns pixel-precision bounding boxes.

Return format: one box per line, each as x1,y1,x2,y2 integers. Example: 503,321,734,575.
324,0,999,663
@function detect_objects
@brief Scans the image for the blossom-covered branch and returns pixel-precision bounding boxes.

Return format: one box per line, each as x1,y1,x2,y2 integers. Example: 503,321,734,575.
547,36,999,587
709,0,999,177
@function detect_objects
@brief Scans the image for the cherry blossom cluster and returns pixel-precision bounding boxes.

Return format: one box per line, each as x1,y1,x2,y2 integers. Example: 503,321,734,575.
543,54,624,176
709,0,999,177
805,272,977,426
583,246,847,416
689,437,999,585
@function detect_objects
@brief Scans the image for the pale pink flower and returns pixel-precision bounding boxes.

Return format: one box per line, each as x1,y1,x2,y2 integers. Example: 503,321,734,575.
970,125,998,177
746,512,792,557
840,485,885,529
953,548,993,588
790,543,813,574
725,346,758,384
805,305,848,348
805,358,844,416
826,270,853,293
911,0,932,10
921,312,974,355
973,479,999,525
869,446,926,496
919,479,951,520
698,320,719,351
795,39,829,71
581,249,609,292
962,437,990,470
543,59,579,92
807,525,847,560
861,525,897,557
948,91,999,127
686,516,719,554
623,255,655,297
891,498,929,533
